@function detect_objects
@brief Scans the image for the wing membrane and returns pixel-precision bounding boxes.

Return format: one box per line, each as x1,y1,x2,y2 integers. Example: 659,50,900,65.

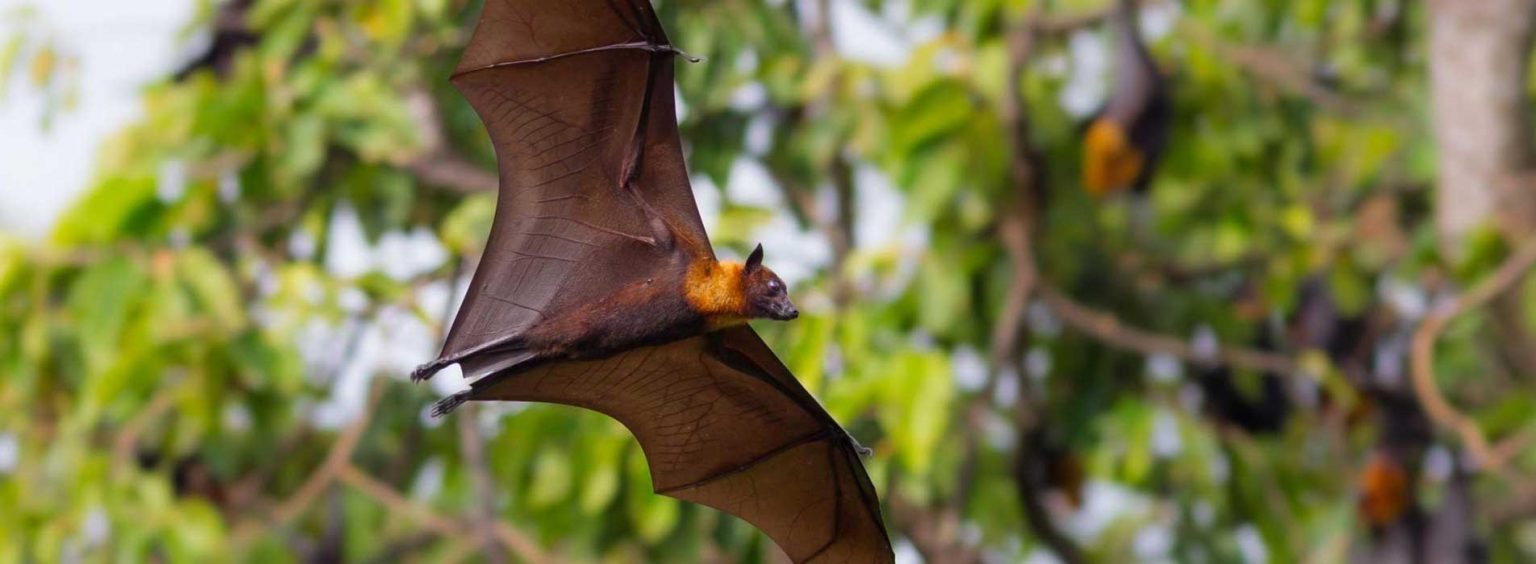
465,326,893,562
436,0,710,378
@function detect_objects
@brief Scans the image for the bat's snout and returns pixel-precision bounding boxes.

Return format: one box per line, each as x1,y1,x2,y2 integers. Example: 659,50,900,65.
769,301,799,321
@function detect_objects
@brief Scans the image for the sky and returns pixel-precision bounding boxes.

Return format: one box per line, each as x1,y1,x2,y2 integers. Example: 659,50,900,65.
0,0,192,239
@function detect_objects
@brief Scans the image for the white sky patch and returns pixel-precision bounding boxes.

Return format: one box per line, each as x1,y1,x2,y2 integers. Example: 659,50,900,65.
410,457,447,502
1132,521,1174,561
1235,524,1269,563
1379,276,1427,319
310,323,377,430
691,174,723,234
1141,1,1182,41
993,367,1019,406
725,158,785,208
951,345,987,391
983,409,1015,451
1026,300,1063,338
376,227,448,281
893,539,922,564
1066,481,1154,540
0,0,191,239
1190,324,1219,362
82,506,110,546
156,160,186,203
1151,408,1182,458
673,85,689,122
1423,445,1454,482
1059,31,1109,118
729,81,768,110
309,305,437,429
1025,346,1052,384
325,205,372,278
223,401,252,432
744,114,775,156
852,164,907,249
323,205,448,281
1146,353,1182,383
0,432,17,473
829,0,910,67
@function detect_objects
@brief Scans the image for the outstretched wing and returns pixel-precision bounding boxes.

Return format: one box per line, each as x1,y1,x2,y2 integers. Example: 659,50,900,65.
428,0,711,379
457,325,892,562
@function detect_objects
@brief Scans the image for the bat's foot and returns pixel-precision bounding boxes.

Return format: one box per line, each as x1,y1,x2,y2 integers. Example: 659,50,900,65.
431,391,471,417
410,361,442,383
846,432,873,458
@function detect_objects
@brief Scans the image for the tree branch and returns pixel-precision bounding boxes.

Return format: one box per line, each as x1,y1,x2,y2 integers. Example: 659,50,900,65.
811,0,856,307
457,404,506,563
404,87,499,194
111,381,181,474
888,497,982,564
337,463,550,563
1179,22,1356,114
230,379,382,547
1039,284,1300,376
998,8,1087,564
1411,239,1536,474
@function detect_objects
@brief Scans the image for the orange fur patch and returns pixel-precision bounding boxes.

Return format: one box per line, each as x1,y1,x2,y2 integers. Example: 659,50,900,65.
685,260,750,328
1082,119,1145,197
1358,452,1410,527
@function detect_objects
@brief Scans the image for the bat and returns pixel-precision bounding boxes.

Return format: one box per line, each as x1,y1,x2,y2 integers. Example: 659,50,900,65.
409,1,894,561
1082,0,1171,196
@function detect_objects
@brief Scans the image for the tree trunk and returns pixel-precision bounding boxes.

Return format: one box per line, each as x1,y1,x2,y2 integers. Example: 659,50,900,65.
1427,0,1536,248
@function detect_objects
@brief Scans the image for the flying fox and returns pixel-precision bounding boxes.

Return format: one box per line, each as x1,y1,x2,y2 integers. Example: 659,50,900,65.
409,1,892,562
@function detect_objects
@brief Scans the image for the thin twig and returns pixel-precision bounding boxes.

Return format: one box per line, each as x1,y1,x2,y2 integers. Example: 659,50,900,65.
404,87,499,194
811,0,856,307
457,404,506,563
1179,22,1356,114
888,497,982,564
111,382,182,474
1029,0,1172,35
1410,239,1536,474
1040,284,1300,376
230,380,382,547
337,463,550,563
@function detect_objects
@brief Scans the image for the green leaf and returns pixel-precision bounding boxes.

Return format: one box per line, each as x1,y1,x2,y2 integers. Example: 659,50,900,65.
439,192,496,255
176,249,246,332
67,256,149,375
625,445,679,543
527,447,573,509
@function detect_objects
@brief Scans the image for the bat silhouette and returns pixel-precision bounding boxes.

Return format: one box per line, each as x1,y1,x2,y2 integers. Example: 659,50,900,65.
409,1,893,561
1082,0,1171,196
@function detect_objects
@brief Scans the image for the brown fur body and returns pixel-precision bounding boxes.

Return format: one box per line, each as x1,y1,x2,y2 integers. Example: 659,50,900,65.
502,250,783,373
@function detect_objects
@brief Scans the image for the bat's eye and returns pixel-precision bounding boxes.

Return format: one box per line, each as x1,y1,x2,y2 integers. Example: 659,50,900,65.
767,279,783,294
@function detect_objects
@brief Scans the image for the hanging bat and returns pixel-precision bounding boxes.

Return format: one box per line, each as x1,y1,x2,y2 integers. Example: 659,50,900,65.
410,1,893,561
1082,0,1171,197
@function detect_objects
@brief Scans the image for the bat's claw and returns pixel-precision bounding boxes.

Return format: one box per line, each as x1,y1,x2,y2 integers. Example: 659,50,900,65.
410,361,441,383
846,432,873,458
431,391,471,417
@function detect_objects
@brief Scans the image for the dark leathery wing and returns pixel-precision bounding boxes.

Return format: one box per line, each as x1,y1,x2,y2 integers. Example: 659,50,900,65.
427,0,894,561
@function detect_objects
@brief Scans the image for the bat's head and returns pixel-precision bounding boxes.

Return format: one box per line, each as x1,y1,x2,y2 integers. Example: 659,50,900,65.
741,244,798,321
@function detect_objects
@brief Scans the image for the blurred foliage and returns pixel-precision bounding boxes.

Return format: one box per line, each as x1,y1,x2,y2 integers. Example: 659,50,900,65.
0,6,79,127
4,0,1536,562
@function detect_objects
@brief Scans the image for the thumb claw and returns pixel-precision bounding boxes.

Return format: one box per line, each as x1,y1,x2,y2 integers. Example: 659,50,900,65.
845,432,873,458
411,362,438,383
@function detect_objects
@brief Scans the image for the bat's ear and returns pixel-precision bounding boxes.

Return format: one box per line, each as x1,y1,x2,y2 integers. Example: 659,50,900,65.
745,243,765,274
